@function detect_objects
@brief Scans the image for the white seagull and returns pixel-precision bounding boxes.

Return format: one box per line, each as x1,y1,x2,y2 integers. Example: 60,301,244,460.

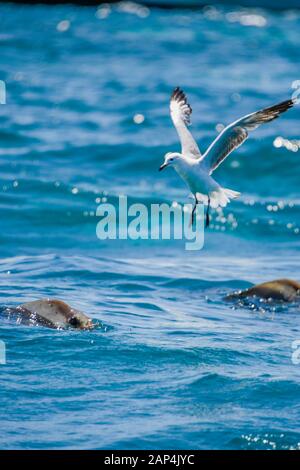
159,87,294,227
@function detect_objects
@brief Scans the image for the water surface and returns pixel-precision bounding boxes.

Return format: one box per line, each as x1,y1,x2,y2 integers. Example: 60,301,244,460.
0,3,300,449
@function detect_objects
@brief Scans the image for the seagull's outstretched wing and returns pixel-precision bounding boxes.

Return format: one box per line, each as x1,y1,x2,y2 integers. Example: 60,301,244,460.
170,87,201,159
202,99,295,174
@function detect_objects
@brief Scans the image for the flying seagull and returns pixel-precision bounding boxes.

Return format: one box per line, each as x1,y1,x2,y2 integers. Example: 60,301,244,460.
159,87,295,227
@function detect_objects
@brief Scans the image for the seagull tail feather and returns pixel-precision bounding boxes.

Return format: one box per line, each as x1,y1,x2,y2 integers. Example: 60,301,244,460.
210,187,240,209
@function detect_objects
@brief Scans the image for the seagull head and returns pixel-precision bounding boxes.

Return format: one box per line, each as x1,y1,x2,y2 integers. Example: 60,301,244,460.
159,152,182,171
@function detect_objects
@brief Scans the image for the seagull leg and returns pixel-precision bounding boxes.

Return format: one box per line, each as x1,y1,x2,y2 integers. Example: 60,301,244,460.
190,197,197,227
206,196,210,228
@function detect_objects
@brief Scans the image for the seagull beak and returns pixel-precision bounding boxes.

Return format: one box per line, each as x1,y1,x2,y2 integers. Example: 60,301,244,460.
159,163,168,171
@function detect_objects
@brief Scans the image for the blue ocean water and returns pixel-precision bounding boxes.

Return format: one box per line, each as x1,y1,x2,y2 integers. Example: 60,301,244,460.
0,2,300,450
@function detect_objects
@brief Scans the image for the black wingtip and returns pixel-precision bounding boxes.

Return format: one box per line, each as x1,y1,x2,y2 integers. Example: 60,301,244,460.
171,86,183,100
267,98,295,115
171,87,192,112
170,87,193,125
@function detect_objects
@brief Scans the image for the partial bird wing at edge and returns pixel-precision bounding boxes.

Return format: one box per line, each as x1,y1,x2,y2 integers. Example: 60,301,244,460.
201,98,295,174
170,87,201,159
